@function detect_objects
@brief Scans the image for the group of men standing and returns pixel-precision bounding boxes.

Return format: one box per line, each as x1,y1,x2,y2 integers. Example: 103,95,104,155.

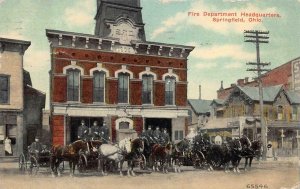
77,120,109,143
142,126,170,145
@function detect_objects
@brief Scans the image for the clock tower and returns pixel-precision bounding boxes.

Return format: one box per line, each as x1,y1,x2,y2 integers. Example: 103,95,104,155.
95,0,146,44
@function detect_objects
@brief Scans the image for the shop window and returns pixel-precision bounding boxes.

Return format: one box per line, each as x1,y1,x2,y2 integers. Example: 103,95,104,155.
0,125,16,144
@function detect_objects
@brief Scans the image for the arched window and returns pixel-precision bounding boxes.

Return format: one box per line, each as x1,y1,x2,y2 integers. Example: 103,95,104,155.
93,71,105,103
142,75,153,104
119,121,130,130
165,76,176,105
67,69,80,101
118,73,129,103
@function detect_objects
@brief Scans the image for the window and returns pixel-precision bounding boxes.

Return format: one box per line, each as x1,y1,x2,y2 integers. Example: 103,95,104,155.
277,105,283,120
0,75,9,104
67,69,80,101
118,73,129,103
142,75,153,104
165,76,175,105
93,71,105,103
175,130,184,140
187,109,192,125
292,106,298,120
119,121,130,130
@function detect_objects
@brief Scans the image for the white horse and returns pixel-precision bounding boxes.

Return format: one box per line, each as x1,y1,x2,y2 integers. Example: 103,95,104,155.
98,138,132,176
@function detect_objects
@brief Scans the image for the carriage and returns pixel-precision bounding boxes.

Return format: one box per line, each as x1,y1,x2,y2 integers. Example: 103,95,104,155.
18,144,64,175
76,139,147,175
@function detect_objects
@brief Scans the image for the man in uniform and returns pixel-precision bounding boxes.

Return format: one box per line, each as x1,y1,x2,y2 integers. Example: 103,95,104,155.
143,126,154,144
160,128,170,145
100,121,109,143
77,120,89,140
29,136,43,157
153,126,161,144
91,121,101,140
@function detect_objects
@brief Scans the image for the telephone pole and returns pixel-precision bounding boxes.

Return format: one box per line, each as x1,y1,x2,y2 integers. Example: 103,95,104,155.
244,30,271,160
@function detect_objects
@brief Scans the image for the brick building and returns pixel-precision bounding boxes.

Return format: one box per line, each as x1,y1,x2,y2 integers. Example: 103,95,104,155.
46,0,194,145
217,57,300,99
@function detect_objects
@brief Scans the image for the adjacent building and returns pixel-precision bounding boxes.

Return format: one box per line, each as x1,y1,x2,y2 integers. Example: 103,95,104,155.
0,38,45,156
217,57,300,100
46,0,194,145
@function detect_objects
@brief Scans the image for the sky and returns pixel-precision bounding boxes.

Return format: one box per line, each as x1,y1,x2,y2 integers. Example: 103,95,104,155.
0,0,299,109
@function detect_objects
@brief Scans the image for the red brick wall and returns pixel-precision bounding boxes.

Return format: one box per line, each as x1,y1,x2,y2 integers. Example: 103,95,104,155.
107,79,118,104
261,62,291,90
82,78,93,103
133,117,143,135
111,116,117,142
52,76,67,102
154,82,165,106
52,115,64,145
51,47,188,106
176,83,187,106
130,80,142,105
53,47,187,70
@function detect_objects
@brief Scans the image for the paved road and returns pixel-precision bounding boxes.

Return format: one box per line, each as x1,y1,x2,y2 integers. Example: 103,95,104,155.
0,159,299,189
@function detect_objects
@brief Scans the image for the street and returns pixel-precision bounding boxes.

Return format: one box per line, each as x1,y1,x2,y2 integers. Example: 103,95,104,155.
0,159,299,189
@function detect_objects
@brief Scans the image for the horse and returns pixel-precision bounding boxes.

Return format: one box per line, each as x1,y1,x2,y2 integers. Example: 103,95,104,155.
122,137,145,176
239,138,262,171
170,139,190,173
97,137,132,176
50,140,89,177
139,135,157,169
149,143,172,173
192,134,212,171
206,139,242,173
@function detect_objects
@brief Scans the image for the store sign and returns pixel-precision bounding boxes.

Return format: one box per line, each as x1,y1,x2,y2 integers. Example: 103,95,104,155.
293,59,300,92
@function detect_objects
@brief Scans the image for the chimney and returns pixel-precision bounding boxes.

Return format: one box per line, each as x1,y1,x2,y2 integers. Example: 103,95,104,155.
219,80,224,91
199,85,201,99
237,79,244,86
245,77,249,83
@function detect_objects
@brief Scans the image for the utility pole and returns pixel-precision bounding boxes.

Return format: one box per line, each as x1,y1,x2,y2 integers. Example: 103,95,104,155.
244,30,271,160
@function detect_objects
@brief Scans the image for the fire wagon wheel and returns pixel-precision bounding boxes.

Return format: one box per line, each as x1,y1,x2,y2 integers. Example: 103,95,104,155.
18,153,26,173
78,154,88,173
29,156,39,175
139,154,147,170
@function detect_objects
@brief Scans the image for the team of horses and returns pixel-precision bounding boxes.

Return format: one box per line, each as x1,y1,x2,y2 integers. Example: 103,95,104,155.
49,134,262,177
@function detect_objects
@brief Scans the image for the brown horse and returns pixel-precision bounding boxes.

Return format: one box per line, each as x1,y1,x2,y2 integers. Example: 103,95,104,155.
50,140,89,176
149,143,172,173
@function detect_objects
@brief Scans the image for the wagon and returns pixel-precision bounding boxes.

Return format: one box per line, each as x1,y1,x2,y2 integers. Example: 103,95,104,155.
19,145,64,175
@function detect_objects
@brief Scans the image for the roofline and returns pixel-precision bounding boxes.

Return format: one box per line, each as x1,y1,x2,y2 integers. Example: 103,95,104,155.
261,56,300,78
0,37,31,46
46,29,194,50
25,84,46,96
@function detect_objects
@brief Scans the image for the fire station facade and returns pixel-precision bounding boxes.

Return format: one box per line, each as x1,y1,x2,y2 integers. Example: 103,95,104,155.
46,0,194,145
